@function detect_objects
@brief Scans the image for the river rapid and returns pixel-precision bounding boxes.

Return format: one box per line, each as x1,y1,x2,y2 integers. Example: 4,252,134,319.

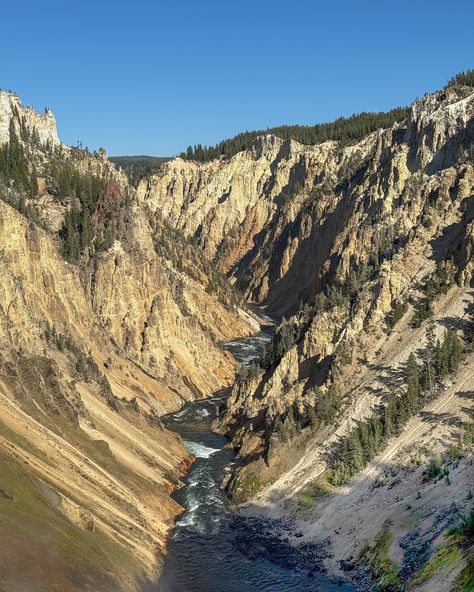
158,315,355,592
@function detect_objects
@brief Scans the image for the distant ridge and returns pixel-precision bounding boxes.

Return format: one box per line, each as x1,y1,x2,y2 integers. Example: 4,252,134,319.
178,69,474,164
110,155,171,185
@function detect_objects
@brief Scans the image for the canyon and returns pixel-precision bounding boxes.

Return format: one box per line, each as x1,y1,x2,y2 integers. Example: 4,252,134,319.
0,76,473,592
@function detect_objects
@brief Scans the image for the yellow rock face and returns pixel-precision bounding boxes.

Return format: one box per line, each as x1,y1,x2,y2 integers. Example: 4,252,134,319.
0,195,252,591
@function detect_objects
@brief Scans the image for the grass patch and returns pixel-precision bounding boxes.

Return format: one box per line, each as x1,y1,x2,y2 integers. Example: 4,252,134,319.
451,556,474,592
410,543,462,587
296,471,334,509
238,472,262,501
360,524,403,591
0,453,142,579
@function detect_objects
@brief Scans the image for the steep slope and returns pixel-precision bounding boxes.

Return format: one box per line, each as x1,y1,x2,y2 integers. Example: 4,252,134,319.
233,287,473,589
1,75,473,591
138,80,474,589
0,200,189,591
139,84,473,314
210,86,474,589
0,88,254,405
213,84,474,474
0,91,255,591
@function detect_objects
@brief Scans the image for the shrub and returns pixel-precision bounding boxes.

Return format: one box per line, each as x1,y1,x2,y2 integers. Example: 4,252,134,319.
426,456,444,480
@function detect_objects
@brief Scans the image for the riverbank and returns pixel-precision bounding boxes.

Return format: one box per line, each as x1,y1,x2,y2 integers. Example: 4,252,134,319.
158,321,357,591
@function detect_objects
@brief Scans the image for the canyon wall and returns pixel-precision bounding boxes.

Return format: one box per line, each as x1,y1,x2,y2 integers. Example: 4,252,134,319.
212,86,474,590
139,85,473,313
0,90,60,146
0,90,254,592
140,83,474,589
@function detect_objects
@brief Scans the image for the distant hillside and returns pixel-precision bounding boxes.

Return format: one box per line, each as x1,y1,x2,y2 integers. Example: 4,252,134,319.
110,155,171,185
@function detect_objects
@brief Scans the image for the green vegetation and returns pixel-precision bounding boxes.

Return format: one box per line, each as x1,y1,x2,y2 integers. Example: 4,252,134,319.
0,188,43,226
448,69,474,88
0,120,38,196
262,247,400,371
43,325,100,380
0,454,142,579
274,407,298,442
237,362,261,381
359,525,402,591
238,472,262,500
55,164,107,263
330,328,464,486
461,421,474,449
307,385,340,427
296,472,334,508
451,559,474,592
154,220,243,308
448,510,474,540
181,107,409,163
432,328,464,380
387,300,408,329
410,261,455,328
272,385,340,445
412,513,473,590
262,318,305,368
360,510,474,591
410,543,462,587
43,324,120,412
109,155,170,185
450,510,474,592
425,455,449,480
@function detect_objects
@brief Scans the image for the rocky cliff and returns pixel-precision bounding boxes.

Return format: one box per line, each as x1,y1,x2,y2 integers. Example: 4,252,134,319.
0,92,254,592
139,82,474,589
0,200,191,591
210,85,474,589
139,85,473,315
214,84,473,465
0,90,60,146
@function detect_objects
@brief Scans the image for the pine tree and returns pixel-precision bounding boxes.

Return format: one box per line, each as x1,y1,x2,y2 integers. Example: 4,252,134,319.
308,406,318,428
383,396,396,437
406,353,420,413
394,395,409,432
285,407,297,440
273,416,285,441
347,430,364,472
30,164,39,196
180,106,409,163
447,329,463,372
80,205,93,251
369,416,384,452
422,322,436,394
358,422,373,462
62,201,81,262
435,338,447,378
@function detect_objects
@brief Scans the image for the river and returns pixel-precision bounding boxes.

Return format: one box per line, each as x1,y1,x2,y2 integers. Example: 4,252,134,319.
158,317,355,592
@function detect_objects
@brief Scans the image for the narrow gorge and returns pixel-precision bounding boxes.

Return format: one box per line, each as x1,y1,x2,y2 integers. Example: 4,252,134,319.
0,72,473,592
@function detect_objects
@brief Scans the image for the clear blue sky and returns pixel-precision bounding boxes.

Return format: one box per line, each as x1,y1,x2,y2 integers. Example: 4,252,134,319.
3,0,472,156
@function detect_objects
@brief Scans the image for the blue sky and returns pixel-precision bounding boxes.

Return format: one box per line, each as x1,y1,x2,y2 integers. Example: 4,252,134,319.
2,0,472,156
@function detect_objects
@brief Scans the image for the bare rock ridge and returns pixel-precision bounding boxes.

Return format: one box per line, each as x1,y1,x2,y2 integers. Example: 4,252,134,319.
0,90,254,591
139,84,473,312
0,90,60,146
140,82,474,589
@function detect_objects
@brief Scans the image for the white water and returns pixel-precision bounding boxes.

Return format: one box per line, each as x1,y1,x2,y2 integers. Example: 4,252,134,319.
159,314,356,591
